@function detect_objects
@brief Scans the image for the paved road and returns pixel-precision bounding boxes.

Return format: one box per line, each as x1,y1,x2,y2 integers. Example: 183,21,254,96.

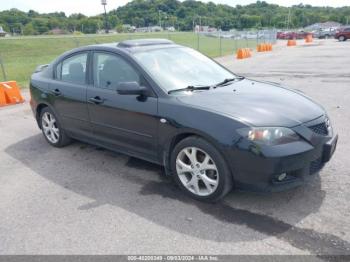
0,39,349,256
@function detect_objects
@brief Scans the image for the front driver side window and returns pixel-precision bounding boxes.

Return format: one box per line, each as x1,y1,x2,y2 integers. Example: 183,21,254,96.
58,53,87,85
93,52,140,89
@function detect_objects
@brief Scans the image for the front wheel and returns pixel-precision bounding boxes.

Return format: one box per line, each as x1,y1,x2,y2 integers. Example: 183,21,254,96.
40,107,71,147
170,136,233,202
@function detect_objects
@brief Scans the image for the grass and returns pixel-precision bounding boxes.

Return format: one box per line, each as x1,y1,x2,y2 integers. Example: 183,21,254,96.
0,32,258,88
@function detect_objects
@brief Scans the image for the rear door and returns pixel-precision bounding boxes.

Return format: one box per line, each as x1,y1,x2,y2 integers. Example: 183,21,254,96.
87,51,159,161
49,52,91,137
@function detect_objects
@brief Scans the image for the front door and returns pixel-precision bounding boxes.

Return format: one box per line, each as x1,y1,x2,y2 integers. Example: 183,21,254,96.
87,51,158,161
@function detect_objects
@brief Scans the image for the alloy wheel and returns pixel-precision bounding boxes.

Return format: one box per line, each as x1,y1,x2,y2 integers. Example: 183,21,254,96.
41,112,60,144
176,147,219,196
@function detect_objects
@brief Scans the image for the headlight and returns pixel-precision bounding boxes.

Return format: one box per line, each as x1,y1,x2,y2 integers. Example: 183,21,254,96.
325,116,333,136
237,127,300,145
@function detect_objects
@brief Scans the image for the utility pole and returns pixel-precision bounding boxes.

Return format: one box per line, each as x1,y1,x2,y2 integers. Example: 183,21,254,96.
193,18,195,33
159,10,162,28
287,8,291,30
101,0,109,34
0,52,7,81
219,28,222,56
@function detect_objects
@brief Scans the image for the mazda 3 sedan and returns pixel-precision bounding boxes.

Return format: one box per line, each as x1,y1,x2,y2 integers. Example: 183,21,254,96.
30,39,338,201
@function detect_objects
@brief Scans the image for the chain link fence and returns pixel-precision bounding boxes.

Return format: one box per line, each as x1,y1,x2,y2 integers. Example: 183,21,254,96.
0,30,277,87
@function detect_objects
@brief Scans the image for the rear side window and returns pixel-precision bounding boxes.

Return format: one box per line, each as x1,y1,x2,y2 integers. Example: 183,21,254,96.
93,52,140,90
55,63,62,79
56,53,88,85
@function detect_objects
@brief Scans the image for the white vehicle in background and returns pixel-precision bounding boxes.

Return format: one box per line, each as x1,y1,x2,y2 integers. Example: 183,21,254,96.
313,28,337,39
0,26,7,37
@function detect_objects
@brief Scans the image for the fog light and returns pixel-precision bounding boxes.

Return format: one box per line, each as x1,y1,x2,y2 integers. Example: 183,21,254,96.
277,173,287,181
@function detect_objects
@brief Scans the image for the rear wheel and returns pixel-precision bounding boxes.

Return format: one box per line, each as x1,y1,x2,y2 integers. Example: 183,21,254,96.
40,107,71,147
170,136,233,202
339,35,346,41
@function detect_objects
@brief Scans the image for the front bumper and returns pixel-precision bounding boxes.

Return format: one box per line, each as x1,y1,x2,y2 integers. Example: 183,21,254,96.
267,134,338,192
227,119,338,193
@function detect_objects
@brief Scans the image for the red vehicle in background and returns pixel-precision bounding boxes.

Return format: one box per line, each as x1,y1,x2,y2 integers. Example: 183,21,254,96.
277,31,312,40
335,27,350,41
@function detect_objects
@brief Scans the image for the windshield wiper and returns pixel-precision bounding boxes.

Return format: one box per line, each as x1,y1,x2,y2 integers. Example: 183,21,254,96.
167,76,245,94
168,85,211,94
212,76,245,88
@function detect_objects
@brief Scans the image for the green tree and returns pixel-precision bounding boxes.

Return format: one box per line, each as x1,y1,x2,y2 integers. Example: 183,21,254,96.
31,18,49,34
81,18,99,34
23,22,37,35
116,23,123,33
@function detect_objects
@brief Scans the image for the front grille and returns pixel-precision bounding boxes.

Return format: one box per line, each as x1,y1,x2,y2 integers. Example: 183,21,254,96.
309,122,328,136
309,157,324,175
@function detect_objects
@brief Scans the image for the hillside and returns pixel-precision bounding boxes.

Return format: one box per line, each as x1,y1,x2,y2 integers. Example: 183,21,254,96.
0,0,349,34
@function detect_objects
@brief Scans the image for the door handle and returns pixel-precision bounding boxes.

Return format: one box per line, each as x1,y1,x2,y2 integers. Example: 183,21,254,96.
51,89,61,96
88,96,104,104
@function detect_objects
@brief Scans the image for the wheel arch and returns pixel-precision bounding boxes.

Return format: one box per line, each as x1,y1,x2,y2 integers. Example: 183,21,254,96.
162,129,234,181
35,103,48,128
35,102,59,129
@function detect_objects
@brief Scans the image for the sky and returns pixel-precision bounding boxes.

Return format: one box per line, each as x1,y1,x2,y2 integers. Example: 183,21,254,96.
1,0,349,16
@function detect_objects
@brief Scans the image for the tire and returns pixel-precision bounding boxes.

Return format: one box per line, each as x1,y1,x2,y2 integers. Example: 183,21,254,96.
338,35,346,41
170,136,233,202
39,107,71,147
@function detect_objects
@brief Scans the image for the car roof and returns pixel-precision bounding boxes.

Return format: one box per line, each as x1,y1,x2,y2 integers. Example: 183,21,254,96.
53,38,182,64
117,38,174,48
86,38,179,53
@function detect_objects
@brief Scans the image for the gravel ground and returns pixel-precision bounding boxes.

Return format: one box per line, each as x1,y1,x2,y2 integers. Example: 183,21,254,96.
0,39,349,256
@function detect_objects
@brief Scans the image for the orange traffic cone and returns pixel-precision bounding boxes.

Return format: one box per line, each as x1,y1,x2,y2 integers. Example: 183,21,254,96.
244,48,249,57
287,39,296,46
305,34,313,43
0,86,6,106
236,48,245,59
264,44,268,51
0,81,25,106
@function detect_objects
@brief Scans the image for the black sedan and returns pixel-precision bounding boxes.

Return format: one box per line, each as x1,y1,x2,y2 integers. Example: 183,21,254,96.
30,39,338,201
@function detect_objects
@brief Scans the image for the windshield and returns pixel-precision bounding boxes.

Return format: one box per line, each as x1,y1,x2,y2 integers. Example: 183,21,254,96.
133,47,235,93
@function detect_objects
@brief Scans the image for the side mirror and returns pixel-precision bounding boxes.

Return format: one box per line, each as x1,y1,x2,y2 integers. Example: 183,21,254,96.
116,82,149,96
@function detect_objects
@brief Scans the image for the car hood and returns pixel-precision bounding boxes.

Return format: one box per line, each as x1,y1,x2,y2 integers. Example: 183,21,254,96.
176,79,324,127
